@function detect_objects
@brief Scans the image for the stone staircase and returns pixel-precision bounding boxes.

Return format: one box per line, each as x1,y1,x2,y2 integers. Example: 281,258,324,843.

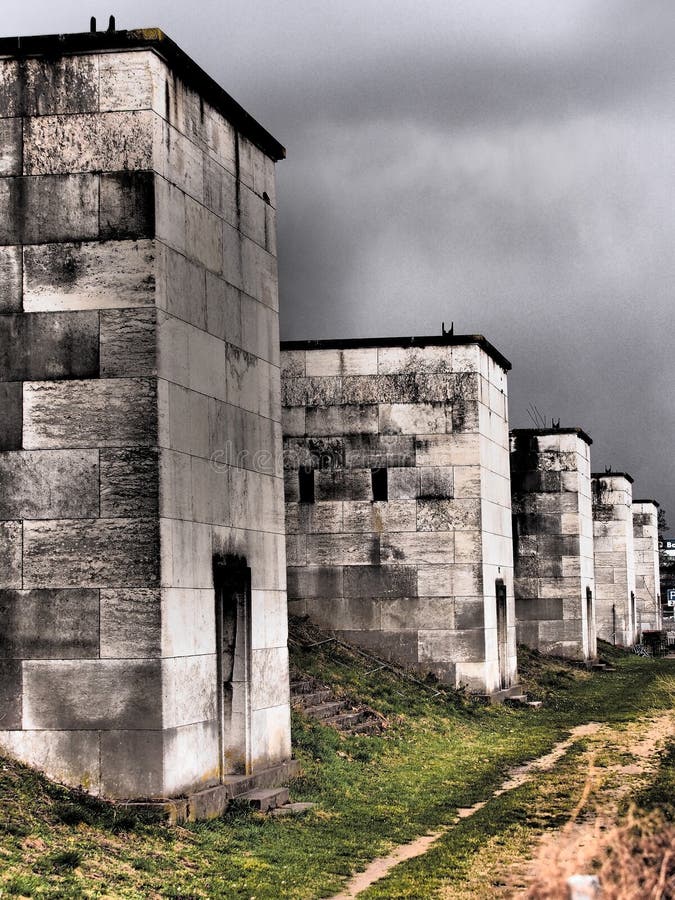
290,676,385,735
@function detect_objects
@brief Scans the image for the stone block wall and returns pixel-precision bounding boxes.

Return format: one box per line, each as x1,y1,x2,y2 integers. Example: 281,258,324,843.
0,31,290,800
632,501,661,634
282,337,517,694
592,473,636,646
510,428,596,660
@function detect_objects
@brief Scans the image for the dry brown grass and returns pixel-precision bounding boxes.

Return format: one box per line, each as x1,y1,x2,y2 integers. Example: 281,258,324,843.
525,810,675,899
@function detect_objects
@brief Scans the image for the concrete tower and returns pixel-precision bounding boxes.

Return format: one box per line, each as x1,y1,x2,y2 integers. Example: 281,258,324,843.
0,27,292,809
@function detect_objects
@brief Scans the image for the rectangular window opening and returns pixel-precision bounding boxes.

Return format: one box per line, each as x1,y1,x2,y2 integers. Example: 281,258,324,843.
299,467,315,503
371,467,388,502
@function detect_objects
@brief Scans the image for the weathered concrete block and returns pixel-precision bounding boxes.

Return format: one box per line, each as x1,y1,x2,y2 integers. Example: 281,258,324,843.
251,647,289,710
204,155,237,223
205,272,239,343
0,589,99,658
100,730,164,799
305,348,378,377
419,467,454,499
306,404,378,436
23,518,160,588
415,433,479,467
286,501,343,535
417,499,480,531
388,467,420,499
286,565,343,599
100,171,155,240
23,111,153,176
100,448,159,518
0,312,99,382
241,294,279,365
159,119,205,203
0,661,22,728
23,378,157,449
98,50,160,112
163,720,221,797
185,195,222,273
377,345,454,375
100,308,157,377
239,184,267,248
0,450,98,520
0,383,22,450
283,375,343,408
21,55,99,116
162,655,217,729
161,588,216,657
0,117,21,177
0,60,19,118
0,175,99,245
0,729,100,795
379,401,450,435
343,565,417,599
154,177,187,254
0,521,22,588
281,351,305,379
240,235,278,309
23,240,156,313
0,246,21,313
306,534,379,566
381,532,455,565
315,469,371,501
22,659,162,730
343,500,414,533
343,434,416,469
156,246,207,329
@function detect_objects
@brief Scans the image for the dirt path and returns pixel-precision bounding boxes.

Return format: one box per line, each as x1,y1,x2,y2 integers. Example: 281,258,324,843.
329,723,604,900
510,712,675,898
441,712,675,899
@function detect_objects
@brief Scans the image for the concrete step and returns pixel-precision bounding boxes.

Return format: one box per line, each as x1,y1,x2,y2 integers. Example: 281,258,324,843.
527,700,543,709
269,802,316,818
240,787,289,813
484,685,526,705
290,679,319,694
348,721,382,735
304,700,350,720
293,689,333,707
220,759,301,801
504,694,528,705
324,710,368,729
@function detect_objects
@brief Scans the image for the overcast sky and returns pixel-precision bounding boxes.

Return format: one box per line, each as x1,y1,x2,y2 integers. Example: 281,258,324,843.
4,2,675,517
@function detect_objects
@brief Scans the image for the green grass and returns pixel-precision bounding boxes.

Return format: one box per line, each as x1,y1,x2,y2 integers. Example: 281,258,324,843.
0,641,674,898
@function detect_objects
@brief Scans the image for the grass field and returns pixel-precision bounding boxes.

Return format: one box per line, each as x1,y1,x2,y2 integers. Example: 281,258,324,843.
1,639,674,898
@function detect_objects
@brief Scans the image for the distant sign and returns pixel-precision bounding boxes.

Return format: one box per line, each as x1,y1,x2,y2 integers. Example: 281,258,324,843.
668,588,675,606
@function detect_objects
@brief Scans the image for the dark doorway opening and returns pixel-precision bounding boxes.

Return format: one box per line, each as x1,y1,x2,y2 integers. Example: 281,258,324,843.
371,467,388,501
214,559,252,777
586,586,594,657
299,467,315,503
495,579,508,690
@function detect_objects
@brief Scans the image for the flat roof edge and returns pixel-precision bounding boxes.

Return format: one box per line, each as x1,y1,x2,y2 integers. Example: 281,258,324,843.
633,499,660,508
592,471,634,484
280,334,512,371
0,28,286,161
510,427,592,446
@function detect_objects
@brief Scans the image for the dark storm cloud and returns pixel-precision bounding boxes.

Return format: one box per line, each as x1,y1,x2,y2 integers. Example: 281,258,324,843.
2,1,674,512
